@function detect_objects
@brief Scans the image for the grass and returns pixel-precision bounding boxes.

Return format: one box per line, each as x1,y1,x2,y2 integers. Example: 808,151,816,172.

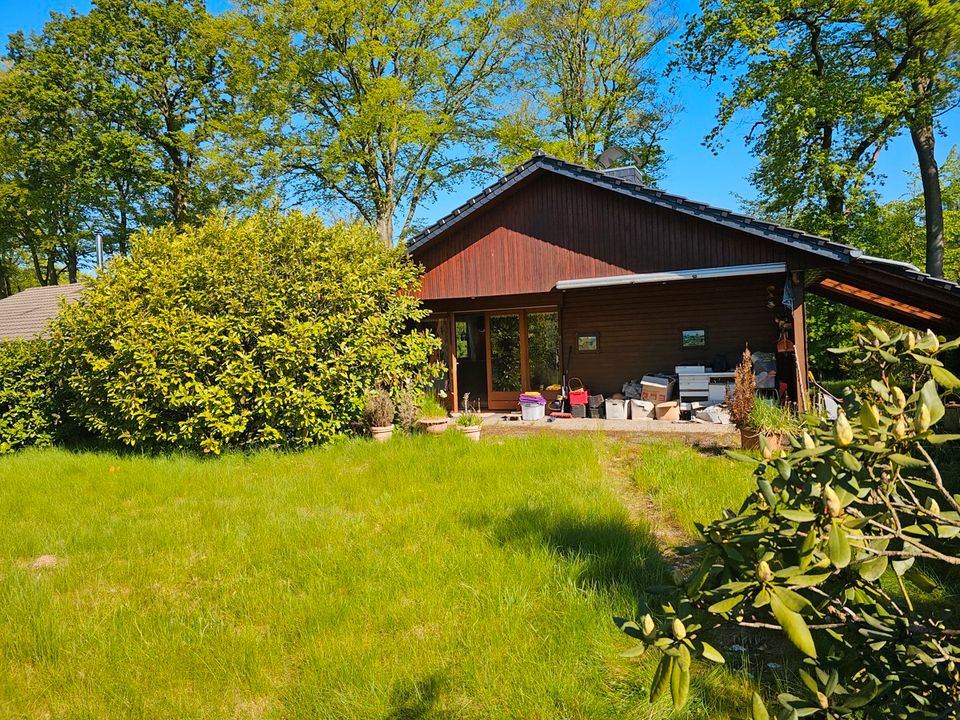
632,441,757,536
0,434,754,719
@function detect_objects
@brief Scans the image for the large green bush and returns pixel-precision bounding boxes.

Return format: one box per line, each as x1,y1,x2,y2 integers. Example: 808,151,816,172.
0,339,59,453
53,213,441,453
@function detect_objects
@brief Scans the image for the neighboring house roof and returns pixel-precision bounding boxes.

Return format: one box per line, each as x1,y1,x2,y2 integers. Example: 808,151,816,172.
407,153,864,264
0,284,84,341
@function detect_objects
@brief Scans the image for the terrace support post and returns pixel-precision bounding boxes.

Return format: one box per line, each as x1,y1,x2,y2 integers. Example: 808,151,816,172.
792,272,809,412
449,312,459,414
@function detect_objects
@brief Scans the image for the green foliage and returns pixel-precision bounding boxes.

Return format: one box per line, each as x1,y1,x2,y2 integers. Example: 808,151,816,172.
418,394,448,419
52,213,441,453
619,325,960,718
0,340,59,453
495,0,673,176
230,0,517,244
456,410,483,427
748,398,802,435
680,0,960,243
0,0,252,288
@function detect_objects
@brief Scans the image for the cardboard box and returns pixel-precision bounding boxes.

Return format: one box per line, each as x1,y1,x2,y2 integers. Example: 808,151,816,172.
656,401,680,421
628,399,655,420
640,375,676,403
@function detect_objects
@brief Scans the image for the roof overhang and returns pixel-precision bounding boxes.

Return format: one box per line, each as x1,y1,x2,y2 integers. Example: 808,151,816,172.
555,262,786,291
809,257,960,335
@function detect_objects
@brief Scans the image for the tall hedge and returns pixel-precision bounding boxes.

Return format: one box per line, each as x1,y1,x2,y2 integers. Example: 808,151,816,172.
0,339,59,453
52,213,441,453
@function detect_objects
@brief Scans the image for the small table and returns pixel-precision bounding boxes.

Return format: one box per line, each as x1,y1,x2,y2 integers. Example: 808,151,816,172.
677,371,736,406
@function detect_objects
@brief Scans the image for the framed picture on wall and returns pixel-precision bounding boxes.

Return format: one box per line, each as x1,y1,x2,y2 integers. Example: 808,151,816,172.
680,329,707,349
577,334,599,352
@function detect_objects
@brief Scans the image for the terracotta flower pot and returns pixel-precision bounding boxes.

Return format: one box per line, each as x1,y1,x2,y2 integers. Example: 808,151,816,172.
370,425,394,443
740,427,782,452
419,417,448,434
457,424,481,442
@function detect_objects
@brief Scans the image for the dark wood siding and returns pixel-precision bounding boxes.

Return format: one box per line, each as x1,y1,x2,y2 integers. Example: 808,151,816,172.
559,276,779,396
414,172,825,301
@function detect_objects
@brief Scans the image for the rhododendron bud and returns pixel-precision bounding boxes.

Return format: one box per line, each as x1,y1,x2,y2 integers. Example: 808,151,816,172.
834,412,853,446
893,415,908,440
641,614,655,638
756,560,773,583
915,404,930,434
824,486,842,517
892,386,906,409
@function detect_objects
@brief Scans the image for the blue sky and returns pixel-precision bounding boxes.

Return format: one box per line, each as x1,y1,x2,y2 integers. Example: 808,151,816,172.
2,0,957,224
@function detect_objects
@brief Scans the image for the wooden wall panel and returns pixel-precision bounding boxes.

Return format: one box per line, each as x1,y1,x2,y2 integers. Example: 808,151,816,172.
558,275,780,396
414,173,823,301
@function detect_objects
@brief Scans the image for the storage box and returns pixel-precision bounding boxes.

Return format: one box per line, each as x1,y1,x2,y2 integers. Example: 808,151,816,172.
571,403,587,418
588,404,604,419
604,398,627,420
569,389,589,405
656,401,680,421
629,399,655,420
640,375,676,403
708,382,735,404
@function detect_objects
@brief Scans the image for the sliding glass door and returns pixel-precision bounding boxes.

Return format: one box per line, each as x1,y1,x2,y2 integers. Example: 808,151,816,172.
478,310,559,410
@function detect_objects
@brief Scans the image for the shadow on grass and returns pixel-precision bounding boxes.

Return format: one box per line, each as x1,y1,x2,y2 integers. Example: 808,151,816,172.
477,506,671,608
385,673,448,720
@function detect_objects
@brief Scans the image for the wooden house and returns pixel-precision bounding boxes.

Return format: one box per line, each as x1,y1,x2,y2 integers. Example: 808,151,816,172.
408,155,960,412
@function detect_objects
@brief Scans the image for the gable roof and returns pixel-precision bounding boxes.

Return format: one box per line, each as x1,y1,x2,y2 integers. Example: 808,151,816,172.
0,284,84,341
407,153,863,264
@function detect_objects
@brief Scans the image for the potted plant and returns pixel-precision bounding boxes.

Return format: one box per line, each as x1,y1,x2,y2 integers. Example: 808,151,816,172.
729,347,758,449
745,397,800,452
455,393,483,441
364,389,395,442
417,393,449,434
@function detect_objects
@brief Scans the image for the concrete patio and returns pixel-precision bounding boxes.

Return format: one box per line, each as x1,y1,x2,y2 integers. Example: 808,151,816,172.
471,413,740,446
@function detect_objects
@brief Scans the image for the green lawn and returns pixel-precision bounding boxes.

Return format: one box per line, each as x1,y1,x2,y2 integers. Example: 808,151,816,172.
0,434,753,719
632,442,757,536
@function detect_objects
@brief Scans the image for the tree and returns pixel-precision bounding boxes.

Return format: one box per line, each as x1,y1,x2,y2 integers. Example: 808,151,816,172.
496,0,674,177
83,0,250,228
0,21,98,285
229,0,517,245
864,0,960,279
618,325,960,718
866,145,960,281
681,0,960,255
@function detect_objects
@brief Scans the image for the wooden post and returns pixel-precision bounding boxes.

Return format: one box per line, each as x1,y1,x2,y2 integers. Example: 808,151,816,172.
449,312,459,414
791,272,809,412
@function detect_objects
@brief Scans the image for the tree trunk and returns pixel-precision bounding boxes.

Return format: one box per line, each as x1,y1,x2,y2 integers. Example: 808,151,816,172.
909,118,944,279
376,211,394,247
119,204,129,255
66,244,79,283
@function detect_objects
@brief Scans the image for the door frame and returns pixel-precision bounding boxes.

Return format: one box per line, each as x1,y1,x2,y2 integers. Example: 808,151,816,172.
443,305,560,413
485,312,529,410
